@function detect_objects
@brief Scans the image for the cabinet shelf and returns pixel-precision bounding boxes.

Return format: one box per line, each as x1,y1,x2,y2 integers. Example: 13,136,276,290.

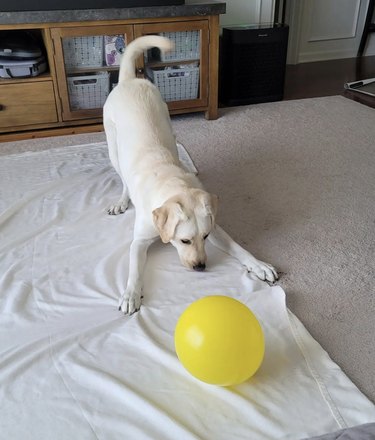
65,59,202,75
145,58,200,68
66,66,119,75
0,73,53,85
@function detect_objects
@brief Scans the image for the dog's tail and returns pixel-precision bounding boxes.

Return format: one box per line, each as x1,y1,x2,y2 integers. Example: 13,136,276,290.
118,35,174,84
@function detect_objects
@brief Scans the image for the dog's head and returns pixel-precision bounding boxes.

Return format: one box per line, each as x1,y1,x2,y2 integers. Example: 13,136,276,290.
152,189,218,271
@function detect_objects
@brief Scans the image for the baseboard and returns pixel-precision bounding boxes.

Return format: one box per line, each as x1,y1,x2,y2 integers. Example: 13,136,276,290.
298,49,356,63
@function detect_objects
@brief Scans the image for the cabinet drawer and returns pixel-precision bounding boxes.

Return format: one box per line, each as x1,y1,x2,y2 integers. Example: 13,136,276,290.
0,81,58,129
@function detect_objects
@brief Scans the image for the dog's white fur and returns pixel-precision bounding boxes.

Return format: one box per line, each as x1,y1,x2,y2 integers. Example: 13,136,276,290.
104,36,278,314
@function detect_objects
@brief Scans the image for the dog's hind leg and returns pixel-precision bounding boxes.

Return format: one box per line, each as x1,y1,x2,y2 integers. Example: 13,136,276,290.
105,118,130,215
108,175,130,215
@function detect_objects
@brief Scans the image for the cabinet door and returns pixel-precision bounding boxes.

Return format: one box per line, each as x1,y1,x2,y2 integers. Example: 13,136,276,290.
51,25,134,121
0,81,57,129
134,21,209,112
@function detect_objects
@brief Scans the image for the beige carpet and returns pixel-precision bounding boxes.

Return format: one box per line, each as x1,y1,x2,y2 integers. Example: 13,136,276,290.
1,95,374,402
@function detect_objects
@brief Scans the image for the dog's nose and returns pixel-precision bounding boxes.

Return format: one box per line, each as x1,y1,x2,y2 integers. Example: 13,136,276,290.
193,263,206,272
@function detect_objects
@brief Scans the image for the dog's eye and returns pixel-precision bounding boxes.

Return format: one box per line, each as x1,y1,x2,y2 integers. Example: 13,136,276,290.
181,239,192,245
203,234,209,240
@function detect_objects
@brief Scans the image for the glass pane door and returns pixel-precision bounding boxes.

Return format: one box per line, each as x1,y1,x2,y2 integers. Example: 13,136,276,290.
145,31,200,102
135,21,209,111
51,25,133,120
62,34,126,111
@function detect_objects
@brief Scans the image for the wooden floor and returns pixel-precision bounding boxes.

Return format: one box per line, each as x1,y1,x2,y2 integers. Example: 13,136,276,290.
284,55,375,108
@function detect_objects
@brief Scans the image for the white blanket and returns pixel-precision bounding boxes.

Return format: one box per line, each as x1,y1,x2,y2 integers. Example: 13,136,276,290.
1,142,374,439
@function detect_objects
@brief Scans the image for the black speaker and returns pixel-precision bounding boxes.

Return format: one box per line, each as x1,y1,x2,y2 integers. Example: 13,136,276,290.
220,24,289,106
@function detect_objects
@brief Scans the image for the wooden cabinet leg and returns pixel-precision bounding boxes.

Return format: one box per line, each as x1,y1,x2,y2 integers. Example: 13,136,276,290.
206,14,220,120
205,107,218,120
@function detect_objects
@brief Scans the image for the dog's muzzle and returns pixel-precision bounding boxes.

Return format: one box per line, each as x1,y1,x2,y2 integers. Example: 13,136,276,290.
193,263,206,272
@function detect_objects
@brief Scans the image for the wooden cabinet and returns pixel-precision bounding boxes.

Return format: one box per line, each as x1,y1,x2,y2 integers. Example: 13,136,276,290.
0,5,224,141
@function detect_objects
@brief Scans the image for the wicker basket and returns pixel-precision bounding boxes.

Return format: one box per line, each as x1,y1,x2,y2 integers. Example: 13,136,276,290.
67,72,109,110
154,31,200,62
147,64,199,102
63,36,104,69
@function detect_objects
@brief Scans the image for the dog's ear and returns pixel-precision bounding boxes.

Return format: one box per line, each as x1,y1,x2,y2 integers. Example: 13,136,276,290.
152,202,185,243
195,191,219,224
207,193,219,223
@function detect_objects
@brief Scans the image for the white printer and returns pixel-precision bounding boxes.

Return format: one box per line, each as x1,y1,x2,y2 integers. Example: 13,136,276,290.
0,31,47,78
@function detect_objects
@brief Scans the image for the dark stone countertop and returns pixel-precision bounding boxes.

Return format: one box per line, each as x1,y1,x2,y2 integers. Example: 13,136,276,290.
0,1,226,25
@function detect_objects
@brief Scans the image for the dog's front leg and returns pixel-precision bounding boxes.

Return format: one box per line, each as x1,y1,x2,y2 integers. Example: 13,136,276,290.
119,237,156,315
208,225,278,284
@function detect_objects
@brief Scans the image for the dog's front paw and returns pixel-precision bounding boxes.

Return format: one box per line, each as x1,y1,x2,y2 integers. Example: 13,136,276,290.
246,259,278,284
118,287,142,315
108,201,128,215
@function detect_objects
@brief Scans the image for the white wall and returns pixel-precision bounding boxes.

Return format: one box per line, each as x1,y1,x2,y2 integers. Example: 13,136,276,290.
185,0,275,27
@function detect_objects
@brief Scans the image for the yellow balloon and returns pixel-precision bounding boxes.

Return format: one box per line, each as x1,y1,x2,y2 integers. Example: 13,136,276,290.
175,296,265,386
